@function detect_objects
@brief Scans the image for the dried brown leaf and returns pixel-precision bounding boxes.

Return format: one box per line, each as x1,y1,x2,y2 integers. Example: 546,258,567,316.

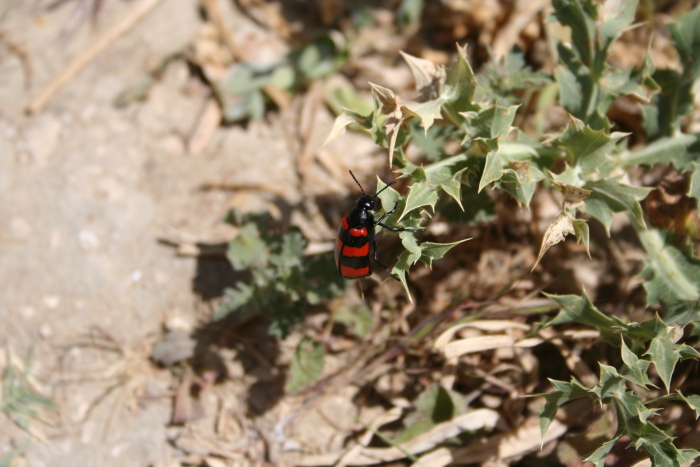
296,409,500,466
532,213,575,272
413,418,568,466
323,113,358,147
434,320,530,351
555,182,592,209
399,50,445,100
187,97,222,154
368,82,405,167
441,335,543,359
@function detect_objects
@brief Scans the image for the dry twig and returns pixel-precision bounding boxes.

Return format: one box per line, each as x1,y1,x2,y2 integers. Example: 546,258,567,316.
26,0,166,113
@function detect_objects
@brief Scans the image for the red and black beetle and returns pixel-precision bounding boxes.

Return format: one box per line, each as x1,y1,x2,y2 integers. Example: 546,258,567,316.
335,171,425,279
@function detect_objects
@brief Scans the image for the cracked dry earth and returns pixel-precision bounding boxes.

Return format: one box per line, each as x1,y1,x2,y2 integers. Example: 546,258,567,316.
0,1,377,465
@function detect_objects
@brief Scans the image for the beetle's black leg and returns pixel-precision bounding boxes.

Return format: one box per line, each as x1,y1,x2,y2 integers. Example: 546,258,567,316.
372,236,400,281
373,201,398,225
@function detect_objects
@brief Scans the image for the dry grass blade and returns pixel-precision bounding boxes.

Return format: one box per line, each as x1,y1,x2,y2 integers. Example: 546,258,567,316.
434,320,531,350
0,32,33,88
26,0,166,113
441,335,543,360
1,348,59,441
187,97,222,154
413,418,568,466
297,408,500,466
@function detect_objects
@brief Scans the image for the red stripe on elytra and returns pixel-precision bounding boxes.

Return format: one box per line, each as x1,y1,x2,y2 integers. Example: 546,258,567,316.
350,227,368,237
341,217,368,237
341,243,369,257
341,265,370,278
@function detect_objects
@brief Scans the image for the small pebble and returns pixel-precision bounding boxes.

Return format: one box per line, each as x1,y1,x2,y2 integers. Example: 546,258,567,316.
43,296,60,309
79,230,100,250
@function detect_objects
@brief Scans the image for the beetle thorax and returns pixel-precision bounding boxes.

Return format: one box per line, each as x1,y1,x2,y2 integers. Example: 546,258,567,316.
347,195,375,227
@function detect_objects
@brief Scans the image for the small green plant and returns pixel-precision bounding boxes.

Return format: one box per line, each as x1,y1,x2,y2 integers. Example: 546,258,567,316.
1,348,58,441
214,209,346,339
538,292,700,465
323,0,700,463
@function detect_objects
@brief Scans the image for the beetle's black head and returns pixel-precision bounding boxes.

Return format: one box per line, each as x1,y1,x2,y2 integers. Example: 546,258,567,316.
348,170,396,212
357,194,376,211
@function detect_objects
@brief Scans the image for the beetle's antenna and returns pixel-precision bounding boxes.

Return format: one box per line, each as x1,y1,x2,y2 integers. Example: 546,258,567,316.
349,170,366,196
374,180,397,198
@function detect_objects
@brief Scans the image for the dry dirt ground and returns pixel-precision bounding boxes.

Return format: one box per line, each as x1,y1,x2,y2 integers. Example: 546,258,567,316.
0,1,378,465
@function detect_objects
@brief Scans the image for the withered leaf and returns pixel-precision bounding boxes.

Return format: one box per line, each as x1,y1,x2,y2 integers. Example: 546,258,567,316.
532,213,575,271
399,50,445,100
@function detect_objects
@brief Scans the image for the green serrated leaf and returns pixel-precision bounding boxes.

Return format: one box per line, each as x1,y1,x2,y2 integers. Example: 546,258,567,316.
623,314,669,350
440,170,466,208
325,85,374,117
463,105,519,140
213,284,255,320
391,250,418,303
291,34,347,81
677,391,700,419
400,230,422,264
645,336,683,393
285,338,325,393
555,63,584,115
598,0,638,44
572,219,591,258
552,0,597,66
270,229,305,270
676,448,700,466
591,364,626,400
639,229,700,306
442,44,478,113
691,161,700,210
662,300,700,327
418,239,470,269
620,338,654,388
404,100,444,132
397,0,424,28
545,290,625,330
499,161,545,206
475,48,551,106
375,176,401,211
669,6,700,82
557,118,627,175
227,223,269,270
584,177,651,233
620,134,699,170
399,178,438,221
421,153,470,207
539,377,591,439
644,69,690,139
478,141,538,192
584,436,621,467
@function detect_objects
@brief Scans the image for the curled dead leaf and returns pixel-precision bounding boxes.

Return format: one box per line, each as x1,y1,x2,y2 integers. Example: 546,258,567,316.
532,213,575,271
368,82,406,167
554,182,592,209
441,335,543,359
295,408,500,466
368,82,400,113
399,50,445,100
323,113,359,147
434,320,531,351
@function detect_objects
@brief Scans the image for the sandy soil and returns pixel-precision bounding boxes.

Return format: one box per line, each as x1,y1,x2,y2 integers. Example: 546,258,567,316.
0,1,364,465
